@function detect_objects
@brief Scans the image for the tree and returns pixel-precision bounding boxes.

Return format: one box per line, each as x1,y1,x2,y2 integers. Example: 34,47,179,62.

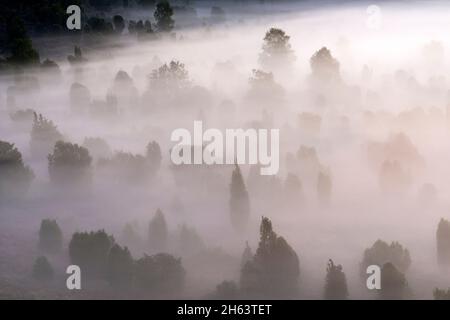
134,253,185,294
178,224,205,254
122,222,142,251
246,69,284,107
30,113,63,158
240,217,300,298
317,171,332,206
137,0,156,7
437,218,450,266
240,241,253,269
324,259,348,300
113,15,125,34
360,240,411,276
149,60,190,94
38,219,63,254
213,280,238,299
32,256,54,281
67,46,87,65
229,164,250,233
0,140,34,197
98,151,150,184
259,28,295,70
379,262,409,300
70,83,91,113
146,140,162,175
5,16,40,65
154,1,174,32
434,288,450,300
48,141,92,185
69,230,115,277
106,244,134,289
310,47,340,83
82,137,111,160
148,209,168,252
41,59,61,75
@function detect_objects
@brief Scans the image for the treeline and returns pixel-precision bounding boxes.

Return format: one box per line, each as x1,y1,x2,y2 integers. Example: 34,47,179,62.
29,212,450,299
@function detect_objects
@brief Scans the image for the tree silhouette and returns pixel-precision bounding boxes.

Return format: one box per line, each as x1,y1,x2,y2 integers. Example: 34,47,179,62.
38,219,62,254
259,28,295,70
134,253,185,294
433,288,450,300
360,239,411,276
5,16,39,65
69,230,115,277
379,262,409,300
0,140,34,198
106,244,134,289
148,209,168,252
178,223,205,255
310,47,340,83
154,1,174,32
324,259,348,299
113,15,125,34
146,140,162,175
229,164,250,233
317,171,332,206
32,256,54,281
30,113,63,158
240,217,300,298
48,141,92,185
213,280,238,299
240,241,253,269
437,218,450,267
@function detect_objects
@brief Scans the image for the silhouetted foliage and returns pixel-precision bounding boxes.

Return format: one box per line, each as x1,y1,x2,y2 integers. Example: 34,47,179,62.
154,1,175,32
434,287,450,300
317,171,332,206
30,113,63,158
106,244,134,289
310,47,340,82
69,230,115,277
70,83,91,113
146,140,162,175
259,28,295,70
98,151,150,183
113,15,125,34
4,16,40,65
379,262,409,300
48,141,92,185
324,259,348,300
134,253,185,293
137,0,156,7
229,164,250,233
178,224,205,254
148,209,168,252
149,60,190,94
240,217,300,298
360,240,411,276
437,218,450,267
32,256,54,281
241,241,253,269
82,137,111,160
38,219,62,254
0,140,34,197
68,46,87,65
85,16,114,35
213,280,238,299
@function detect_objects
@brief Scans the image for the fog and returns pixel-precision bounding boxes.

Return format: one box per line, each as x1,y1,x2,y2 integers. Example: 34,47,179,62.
2,0,450,299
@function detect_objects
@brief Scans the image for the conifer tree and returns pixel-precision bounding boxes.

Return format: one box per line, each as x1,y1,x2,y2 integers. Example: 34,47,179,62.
229,164,250,233
324,259,349,300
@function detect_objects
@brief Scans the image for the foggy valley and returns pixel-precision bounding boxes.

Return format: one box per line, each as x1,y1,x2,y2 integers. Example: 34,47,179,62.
1,0,450,300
